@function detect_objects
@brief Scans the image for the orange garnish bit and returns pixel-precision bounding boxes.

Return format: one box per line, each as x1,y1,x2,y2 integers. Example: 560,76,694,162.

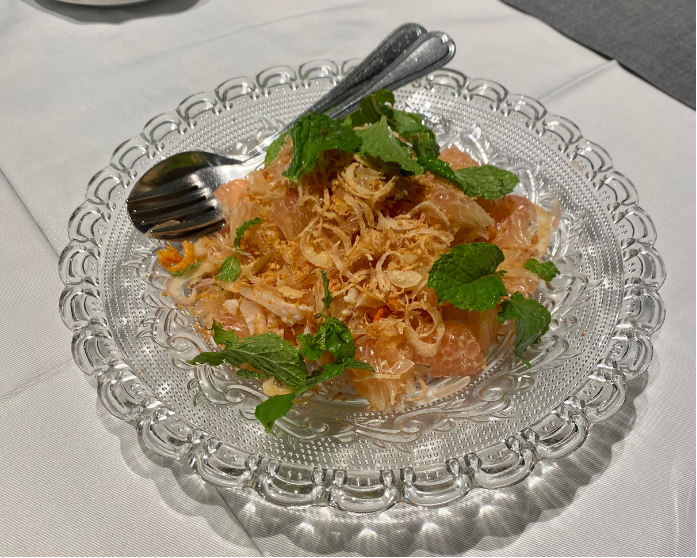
157,241,196,273
372,306,390,322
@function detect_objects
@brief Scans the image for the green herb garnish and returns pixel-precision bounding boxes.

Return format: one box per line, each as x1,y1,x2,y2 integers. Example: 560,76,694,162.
345,89,440,158
254,357,374,432
498,292,552,367
355,116,424,175
169,260,202,276
419,157,519,199
283,113,362,182
523,259,560,281
319,357,373,378
192,276,372,432
298,316,356,362
254,393,295,432
190,332,307,390
211,320,239,347
217,255,241,282
427,242,509,311
264,131,289,166
234,217,261,249
320,270,332,311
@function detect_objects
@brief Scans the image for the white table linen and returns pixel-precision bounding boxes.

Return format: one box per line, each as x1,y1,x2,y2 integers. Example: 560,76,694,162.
0,0,694,555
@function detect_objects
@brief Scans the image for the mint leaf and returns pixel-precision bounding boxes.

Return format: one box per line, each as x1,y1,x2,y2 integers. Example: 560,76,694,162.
264,132,289,166
297,333,324,361
299,358,374,395
297,316,356,362
236,367,269,381
283,113,362,182
344,89,440,158
352,88,395,125
419,156,464,186
190,332,307,390
169,260,202,276
523,259,560,281
211,320,239,347
498,292,552,367
390,111,440,159
419,158,518,199
255,392,295,432
316,317,356,361
355,116,423,175
453,166,519,199
320,270,332,311
427,242,509,311
188,351,227,367
408,129,440,159
217,255,241,282
234,217,261,249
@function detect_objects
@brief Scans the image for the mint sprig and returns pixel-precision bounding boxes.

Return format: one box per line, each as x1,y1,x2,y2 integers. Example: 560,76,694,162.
283,113,362,182
498,292,552,367
355,116,424,175
418,157,518,199
298,316,356,362
427,242,509,311
523,259,560,281
211,320,239,347
344,89,440,159
192,277,372,432
254,357,374,432
268,90,517,199
452,166,519,199
255,393,295,432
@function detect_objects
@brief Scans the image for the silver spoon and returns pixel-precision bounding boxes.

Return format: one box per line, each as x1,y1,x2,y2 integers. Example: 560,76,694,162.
128,28,455,241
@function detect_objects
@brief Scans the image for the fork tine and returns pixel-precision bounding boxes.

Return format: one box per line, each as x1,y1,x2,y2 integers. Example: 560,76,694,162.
127,173,203,207
128,186,212,218
151,219,226,241
135,198,221,227
149,211,226,240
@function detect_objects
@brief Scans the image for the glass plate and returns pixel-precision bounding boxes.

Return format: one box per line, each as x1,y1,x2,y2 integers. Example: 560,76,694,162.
59,60,665,513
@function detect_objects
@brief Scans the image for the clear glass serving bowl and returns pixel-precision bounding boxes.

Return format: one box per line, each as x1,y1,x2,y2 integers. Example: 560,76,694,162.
59,60,665,513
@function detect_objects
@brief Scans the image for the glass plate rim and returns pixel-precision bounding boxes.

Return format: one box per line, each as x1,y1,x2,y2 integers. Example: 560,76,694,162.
58,59,666,512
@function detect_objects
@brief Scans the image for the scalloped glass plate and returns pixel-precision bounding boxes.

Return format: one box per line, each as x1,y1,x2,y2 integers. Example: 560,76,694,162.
59,60,665,513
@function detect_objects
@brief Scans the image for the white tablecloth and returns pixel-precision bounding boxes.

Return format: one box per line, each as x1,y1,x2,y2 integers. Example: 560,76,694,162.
0,0,694,555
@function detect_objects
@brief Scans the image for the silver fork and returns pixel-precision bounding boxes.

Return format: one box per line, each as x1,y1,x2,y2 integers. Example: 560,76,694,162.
128,27,455,241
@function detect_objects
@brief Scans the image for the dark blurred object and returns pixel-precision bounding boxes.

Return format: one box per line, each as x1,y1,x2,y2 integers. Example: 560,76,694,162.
501,0,695,109
23,0,201,23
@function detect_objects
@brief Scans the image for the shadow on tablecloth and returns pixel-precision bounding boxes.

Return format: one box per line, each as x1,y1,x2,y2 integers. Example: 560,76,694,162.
95,394,261,555
19,0,207,24
218,368,651,556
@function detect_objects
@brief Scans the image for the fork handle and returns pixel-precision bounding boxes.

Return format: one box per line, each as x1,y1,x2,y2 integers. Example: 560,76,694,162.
306,23,426,115
245,23,426,160
245,29,455,162
328,31,456,119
